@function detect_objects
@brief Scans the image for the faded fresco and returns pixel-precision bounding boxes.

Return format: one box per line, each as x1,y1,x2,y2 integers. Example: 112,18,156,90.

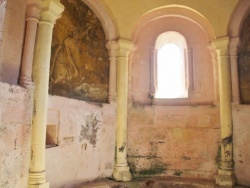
49,0,109,102
79,112,101,147
239,13,250,104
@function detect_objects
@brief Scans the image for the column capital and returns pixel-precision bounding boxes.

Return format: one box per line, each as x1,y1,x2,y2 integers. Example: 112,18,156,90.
117,39,134,57
207,43,218,60
106,40,119,58
40,0,64,24
0,0,6,5
26,3,41,21
212,37,230,56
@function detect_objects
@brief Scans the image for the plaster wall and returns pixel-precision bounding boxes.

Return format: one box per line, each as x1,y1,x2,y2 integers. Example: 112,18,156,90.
0,82,33,188
101,0,239,39
0,0,25,84
45,95,116,188
233,105,250,187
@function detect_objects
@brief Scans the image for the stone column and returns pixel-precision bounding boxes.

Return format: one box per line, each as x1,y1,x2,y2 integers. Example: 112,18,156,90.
113,39,134,182
212,37,236,187
29,1,64,188
208,44,219,105
229,37,240,104
106,40,119,104
0,0,7,78
19,3,40,88
149,49,157,98
186,48,194,91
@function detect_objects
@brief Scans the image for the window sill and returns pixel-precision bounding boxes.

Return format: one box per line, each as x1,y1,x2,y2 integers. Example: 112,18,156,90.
46,144,59,149
152,98,215,106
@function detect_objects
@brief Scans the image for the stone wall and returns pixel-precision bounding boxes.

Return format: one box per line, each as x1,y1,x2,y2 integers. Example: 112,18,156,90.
0,82,33,188
45,95,116,187
233,105,250,187
127,105,220,179
49,0,109,103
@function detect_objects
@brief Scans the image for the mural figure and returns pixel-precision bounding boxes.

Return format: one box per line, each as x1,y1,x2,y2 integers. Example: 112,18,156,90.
49,0,109,102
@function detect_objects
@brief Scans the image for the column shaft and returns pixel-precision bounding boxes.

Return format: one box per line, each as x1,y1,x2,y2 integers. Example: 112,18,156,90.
229,37,240,104
149,49,156,97
113,39,134,182
213,37,236,187
116,56,128,165
106,40,118,103
186,48,194,91
29,1,64,187
19,4,40,88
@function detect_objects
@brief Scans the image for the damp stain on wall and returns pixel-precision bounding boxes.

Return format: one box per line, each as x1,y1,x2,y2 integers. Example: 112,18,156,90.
128,141,169,177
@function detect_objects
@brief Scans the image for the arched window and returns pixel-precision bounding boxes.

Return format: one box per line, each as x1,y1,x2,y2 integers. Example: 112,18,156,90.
153,31,188,99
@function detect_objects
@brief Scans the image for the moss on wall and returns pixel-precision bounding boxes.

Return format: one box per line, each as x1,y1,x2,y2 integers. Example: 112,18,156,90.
49,0,109,102
239,13,250,104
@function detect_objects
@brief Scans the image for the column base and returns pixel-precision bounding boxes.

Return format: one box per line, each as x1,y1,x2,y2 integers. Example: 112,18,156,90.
28,171,49,188
113,165,132,182
215,169,236,187
28,182,49,188
19,76,34,88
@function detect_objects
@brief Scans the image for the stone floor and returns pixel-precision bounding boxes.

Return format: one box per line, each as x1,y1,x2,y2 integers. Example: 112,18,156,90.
76,177,249,188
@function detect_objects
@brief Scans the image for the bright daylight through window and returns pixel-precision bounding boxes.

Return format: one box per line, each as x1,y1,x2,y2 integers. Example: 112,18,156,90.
154,31,188,99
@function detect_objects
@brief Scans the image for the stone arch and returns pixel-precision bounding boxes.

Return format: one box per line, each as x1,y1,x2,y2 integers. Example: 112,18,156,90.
132,5,215,43
228,0,250,104
228,0,250,38
82,0,118,41
130,4,216,105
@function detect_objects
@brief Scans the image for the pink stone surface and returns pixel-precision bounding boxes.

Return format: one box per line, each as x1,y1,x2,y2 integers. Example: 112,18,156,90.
0,82,33,188
0,0,25,84
46,95,116,187
233,105,250,187
128,105,220,179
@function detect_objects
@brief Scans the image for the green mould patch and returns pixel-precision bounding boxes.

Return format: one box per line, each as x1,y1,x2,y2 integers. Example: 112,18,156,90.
222,135,232,147
137,167,166,176
181,155,191,161
128,159,168,176
216,145,221,164
129,155,159,160
174,170,183,176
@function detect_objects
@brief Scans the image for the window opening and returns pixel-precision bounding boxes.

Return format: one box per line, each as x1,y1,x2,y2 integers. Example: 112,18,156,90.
154,31,188,99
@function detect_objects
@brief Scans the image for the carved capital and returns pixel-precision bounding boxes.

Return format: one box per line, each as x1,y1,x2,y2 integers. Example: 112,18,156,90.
212,37,230,57
117,39,134,57
207,43,218,61
106,40,119,58
26,3,41,21
0,0,6,5
40,0,64,24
